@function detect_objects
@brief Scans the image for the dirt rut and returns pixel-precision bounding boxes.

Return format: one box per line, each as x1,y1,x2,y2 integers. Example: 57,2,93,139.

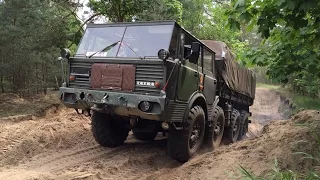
0,88,288,180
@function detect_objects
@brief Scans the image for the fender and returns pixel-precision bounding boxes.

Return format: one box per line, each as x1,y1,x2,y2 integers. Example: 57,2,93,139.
182,91,207,125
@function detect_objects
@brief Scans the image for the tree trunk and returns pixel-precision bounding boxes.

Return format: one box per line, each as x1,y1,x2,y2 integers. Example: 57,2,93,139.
42,59,46,94
0,48,4,93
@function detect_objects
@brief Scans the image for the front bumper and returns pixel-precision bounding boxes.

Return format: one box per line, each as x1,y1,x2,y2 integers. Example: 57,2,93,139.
59,87,166,120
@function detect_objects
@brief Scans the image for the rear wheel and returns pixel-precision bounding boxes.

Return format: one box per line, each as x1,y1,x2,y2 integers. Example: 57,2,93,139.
212,106,225,149
91,111,130,147
238,110,249,141
225,109,241,143
167,106,205,162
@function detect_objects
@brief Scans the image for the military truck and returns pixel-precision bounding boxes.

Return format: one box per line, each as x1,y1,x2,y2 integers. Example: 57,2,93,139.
58,20,256,162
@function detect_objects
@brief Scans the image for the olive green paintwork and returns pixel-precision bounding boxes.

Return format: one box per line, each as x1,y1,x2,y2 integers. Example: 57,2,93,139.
176,62,199,101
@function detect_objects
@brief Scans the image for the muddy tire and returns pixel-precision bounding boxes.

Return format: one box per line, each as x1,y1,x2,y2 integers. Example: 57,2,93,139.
212,106,225,149
238,110,249,141
91,111,130,147
225,109,241,144
167,106,205,162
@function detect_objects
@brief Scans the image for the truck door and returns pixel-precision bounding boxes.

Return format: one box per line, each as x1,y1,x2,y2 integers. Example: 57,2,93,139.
176,33,200,101
201,47,217,104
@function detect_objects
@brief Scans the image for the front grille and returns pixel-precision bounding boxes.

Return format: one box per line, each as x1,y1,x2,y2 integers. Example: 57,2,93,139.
68,60,164,96
69,61,91,88
135,64,164,95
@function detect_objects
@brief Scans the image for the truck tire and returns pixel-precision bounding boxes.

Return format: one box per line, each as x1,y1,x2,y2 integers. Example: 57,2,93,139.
212,106,225,149
167,105,205,162
225,109,241,144
91,111,130,147
238,110,249,141
132,119,159,141
133,131,158,141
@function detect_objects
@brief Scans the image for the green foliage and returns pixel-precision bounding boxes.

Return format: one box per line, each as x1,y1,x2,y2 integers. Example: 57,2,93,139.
88,0,148,22
136,0,183,23
192,2,255,66
0,0,81,95
178,0,210,36
228,0,320,97
237,159,299,180
88,0,183,22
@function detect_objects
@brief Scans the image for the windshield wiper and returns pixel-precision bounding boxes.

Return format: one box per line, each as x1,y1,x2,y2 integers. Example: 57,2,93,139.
116,42,142,59
118,43,142,59
88,41,120,58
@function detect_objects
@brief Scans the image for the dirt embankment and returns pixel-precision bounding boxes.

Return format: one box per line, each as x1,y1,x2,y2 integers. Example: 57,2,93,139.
0,88,317,180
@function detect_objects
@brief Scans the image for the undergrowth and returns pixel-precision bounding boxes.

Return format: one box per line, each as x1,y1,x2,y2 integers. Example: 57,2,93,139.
257,83,320,114
238,117,320,180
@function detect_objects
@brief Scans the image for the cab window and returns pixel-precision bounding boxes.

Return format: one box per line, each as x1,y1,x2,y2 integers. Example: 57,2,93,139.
203,48,213,72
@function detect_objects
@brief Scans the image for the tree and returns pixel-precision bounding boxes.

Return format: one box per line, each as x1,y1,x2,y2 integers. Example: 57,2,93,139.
88,0,149,22
178,0,211,36
135,0,182,23
0,0,81,95
88,0,182,22
228,0,320,96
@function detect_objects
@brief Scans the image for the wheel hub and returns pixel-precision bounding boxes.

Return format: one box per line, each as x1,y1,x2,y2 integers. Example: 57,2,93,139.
189,122,201,149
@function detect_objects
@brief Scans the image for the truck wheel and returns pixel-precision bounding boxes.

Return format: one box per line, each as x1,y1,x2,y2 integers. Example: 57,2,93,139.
91,111,130,147
132,131,158,141
132,119,159,141
167,106,205,162
225,109,241,143
212,106,225,149
238,110,249,141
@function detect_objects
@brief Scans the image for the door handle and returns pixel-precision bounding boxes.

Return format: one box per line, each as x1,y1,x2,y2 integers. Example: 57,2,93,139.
194,72,198,77
214,79,217,84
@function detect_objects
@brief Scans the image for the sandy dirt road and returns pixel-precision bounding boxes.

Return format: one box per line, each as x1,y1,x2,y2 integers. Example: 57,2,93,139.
0,88,293,180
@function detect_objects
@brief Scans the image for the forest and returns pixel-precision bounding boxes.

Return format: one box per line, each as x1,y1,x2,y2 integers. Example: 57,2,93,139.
0,0,319,97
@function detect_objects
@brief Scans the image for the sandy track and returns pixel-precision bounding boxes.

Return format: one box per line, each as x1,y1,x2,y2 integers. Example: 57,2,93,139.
0,88,288,180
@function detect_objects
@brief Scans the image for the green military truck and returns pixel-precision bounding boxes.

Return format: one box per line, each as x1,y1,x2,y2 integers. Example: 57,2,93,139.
58,20,256,162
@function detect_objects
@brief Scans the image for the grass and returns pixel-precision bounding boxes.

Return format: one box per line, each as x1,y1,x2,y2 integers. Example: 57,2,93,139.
257,83,320,112
237,159,299,180
276,88,320,111
256,83,280,90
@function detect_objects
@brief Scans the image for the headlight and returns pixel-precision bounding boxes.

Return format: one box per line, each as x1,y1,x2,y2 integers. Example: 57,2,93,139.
139,101,151,112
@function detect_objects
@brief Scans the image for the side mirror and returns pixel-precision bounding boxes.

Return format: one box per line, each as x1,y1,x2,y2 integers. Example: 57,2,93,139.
188,42,200,64
60,48,71,60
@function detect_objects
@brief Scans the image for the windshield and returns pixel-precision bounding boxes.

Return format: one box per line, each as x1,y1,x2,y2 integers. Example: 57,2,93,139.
76,24,174,58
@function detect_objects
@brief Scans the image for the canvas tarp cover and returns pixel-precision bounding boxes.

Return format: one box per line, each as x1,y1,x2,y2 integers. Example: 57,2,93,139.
201,40,256,99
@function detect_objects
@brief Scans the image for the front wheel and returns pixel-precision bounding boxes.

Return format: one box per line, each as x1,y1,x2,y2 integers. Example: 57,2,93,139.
91,112,130,147
132,120,159,141
167,106,206,162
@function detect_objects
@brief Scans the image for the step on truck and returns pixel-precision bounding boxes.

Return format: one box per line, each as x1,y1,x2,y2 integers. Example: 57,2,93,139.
58,20,256,162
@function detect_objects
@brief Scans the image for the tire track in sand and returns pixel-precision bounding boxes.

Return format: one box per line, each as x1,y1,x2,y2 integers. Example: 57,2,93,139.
0,144,133,180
